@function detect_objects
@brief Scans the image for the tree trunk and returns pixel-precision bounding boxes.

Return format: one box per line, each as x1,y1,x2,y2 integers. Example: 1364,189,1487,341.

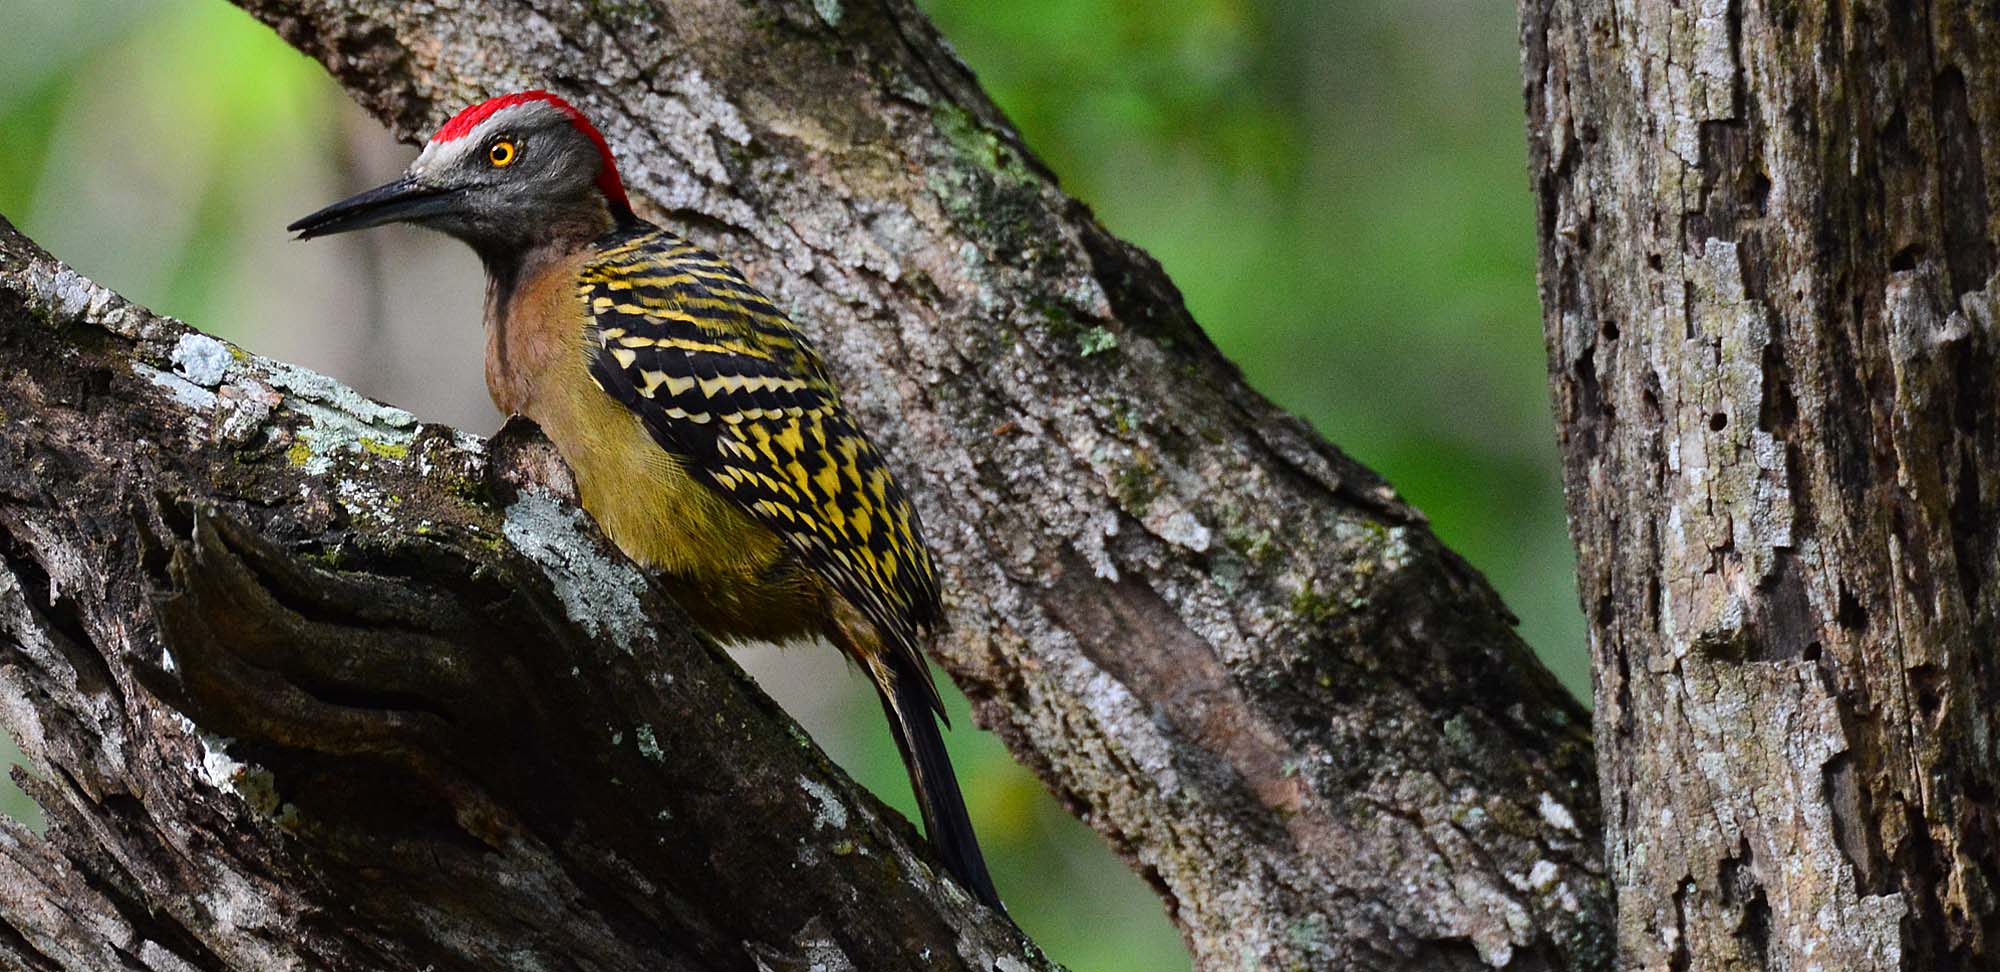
0,1,1609,970
1522,0,2000,968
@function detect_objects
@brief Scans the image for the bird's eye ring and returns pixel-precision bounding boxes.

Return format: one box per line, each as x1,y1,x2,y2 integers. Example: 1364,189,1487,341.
488,139,518,167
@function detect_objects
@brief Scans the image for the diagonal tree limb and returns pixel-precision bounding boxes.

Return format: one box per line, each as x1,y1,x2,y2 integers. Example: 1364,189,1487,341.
0,217,1035,970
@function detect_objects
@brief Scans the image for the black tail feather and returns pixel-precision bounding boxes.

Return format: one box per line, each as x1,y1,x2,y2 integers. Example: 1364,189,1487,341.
878,660,1005,912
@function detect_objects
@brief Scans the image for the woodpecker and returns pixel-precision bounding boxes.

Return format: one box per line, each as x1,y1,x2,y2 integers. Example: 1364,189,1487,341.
288,91,1003,910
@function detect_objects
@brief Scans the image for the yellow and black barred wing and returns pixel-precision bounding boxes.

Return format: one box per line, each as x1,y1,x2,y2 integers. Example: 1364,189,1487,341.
578,228,947,672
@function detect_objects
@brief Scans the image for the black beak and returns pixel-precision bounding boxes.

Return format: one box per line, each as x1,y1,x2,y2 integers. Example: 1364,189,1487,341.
287,176,467,240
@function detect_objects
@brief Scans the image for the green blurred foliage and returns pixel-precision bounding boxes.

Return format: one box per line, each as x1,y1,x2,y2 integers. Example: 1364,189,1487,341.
0,1,1582,969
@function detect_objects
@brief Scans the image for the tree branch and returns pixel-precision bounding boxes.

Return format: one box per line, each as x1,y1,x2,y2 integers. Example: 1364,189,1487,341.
0,0,1611,968
0,218,1031,970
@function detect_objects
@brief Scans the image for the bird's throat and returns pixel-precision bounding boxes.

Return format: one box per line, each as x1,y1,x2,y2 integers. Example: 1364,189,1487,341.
480,237,598,417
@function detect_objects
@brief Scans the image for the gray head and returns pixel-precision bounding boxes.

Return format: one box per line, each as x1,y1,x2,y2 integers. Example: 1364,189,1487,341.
288,91,635,259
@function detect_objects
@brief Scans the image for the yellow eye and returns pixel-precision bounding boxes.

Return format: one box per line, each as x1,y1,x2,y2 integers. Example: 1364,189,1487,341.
488,140,517,167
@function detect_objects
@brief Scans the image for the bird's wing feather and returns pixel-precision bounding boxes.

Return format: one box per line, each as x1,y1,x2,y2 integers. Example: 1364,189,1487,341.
579,228,946,689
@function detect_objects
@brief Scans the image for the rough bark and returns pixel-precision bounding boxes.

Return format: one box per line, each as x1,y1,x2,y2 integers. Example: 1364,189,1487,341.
0,1,1609,970
1522,1,2000,968
0,219,1039,971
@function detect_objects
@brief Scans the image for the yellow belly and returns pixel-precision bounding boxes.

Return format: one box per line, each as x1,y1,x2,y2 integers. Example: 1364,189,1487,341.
533,362,827,643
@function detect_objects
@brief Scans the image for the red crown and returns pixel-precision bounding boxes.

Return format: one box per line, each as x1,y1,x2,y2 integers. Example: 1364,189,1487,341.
431,91,630,213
